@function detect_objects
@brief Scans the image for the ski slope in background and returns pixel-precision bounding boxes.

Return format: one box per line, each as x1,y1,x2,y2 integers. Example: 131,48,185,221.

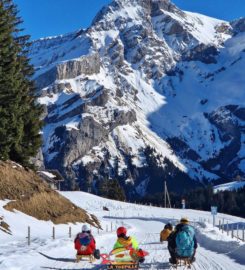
0,191,245,269
214,181,245,193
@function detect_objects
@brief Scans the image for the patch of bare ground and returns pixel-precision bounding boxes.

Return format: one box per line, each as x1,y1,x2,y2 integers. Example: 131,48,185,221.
0,216,11,234
0,161,100,227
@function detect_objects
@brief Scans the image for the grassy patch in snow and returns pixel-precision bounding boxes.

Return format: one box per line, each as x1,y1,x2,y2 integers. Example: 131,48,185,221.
0,161,100,227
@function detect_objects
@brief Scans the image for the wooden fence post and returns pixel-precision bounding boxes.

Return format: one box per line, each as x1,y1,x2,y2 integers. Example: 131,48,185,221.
219,220,221,230
52,226,55,240
237,224,239,238
69,226,71,238
243,225,244,242
232,224,234,238
27,226,30,246
227,221,229,236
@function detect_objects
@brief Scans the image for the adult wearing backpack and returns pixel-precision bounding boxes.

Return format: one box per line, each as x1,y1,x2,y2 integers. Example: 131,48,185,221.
74,224,100,259
167,218,197,264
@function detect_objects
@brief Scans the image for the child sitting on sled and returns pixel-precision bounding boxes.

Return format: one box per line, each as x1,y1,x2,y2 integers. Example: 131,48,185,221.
74,224,100,259
160,223,173,242
113,226,145,263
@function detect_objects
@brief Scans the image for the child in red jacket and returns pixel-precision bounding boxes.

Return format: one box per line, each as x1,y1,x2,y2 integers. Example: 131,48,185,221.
74,225,100,258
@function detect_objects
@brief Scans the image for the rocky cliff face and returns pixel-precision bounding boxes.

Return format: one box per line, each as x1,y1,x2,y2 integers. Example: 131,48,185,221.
35,53,101,90
30,0,245,198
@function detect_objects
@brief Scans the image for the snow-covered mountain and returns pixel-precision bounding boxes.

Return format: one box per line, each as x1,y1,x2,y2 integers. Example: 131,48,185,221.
30,0,245,197
214,180,245,193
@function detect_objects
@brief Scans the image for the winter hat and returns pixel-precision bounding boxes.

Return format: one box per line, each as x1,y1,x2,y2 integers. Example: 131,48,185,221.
82,224,90,232
117,226,127,237
180,217,189,224
164,223,173,230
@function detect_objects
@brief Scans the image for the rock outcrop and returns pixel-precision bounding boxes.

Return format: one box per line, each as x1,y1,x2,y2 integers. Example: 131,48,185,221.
36,53,100,89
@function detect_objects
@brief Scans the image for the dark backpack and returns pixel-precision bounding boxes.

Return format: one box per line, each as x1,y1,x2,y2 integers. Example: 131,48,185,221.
175,225,195,258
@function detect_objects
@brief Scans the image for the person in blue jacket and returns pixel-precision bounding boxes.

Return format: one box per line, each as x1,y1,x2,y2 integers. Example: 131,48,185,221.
168,217,197,264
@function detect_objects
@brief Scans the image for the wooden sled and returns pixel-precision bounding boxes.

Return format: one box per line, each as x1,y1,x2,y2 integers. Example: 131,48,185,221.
75,254,95,263
107,261,139,269
171,257,192,269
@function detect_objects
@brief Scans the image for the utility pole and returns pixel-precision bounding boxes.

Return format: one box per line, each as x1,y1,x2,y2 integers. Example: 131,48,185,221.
166,185,172,208
164,180,171,208
164,181,167,208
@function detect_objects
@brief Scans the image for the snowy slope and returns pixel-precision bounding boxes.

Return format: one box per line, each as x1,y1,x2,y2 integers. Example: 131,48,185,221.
0,191,245,269
214,181,245,192
29,0,245,196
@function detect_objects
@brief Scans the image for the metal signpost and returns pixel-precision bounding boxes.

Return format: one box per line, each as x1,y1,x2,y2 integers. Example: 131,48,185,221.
211,206,218,227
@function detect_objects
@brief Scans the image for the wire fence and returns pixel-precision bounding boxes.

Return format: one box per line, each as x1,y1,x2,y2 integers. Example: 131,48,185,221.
24,205,245,245
217,218,245,241
26,220,123,245
190,216,245,242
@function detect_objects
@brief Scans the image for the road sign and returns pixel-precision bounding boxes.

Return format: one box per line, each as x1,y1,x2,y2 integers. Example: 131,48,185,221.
211,206,217,215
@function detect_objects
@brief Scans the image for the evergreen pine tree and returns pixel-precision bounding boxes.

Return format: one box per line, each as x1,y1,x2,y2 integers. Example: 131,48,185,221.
0,0,42,166
98,179,126,201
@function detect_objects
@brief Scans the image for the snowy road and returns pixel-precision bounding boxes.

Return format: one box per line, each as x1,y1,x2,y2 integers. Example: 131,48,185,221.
0,191,245,269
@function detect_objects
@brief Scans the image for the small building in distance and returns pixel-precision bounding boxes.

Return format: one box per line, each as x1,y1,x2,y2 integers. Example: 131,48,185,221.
37,170,64,190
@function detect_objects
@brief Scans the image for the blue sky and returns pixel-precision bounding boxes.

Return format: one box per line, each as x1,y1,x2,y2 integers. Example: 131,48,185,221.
14,0,245,40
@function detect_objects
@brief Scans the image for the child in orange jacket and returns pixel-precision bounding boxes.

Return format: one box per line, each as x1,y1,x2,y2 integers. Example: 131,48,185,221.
160,223,173,242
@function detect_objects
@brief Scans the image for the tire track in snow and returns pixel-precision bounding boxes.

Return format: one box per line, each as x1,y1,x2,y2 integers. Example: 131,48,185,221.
7,217,242,270
124,218,245,270
138,232,170,269
194,246,245,270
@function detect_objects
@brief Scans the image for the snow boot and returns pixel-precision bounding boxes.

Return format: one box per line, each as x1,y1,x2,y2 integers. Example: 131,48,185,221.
94,249,100,260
